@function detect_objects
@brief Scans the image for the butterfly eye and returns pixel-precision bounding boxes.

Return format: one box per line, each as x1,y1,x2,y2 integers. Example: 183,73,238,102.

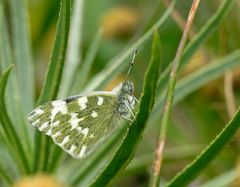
123,81,134,95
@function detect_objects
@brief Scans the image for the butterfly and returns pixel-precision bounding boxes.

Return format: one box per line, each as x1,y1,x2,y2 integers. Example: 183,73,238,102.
28,50,138,159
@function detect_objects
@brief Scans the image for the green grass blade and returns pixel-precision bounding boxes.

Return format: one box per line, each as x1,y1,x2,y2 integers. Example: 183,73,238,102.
175,50,240,103
5,0,34,158
152,49,240,120
83,0,176,92
37,0,71,104
71,29,102,94
155,0,234,98
33,0,71,173
0,1,20,125
0,65,31,174
166,107,240,187
89,31,161,187
59,0,84,97
181,0,234,65
9,0,34,115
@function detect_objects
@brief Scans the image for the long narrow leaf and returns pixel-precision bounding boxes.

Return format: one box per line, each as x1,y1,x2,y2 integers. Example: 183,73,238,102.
155,0,234,99
152,49,240,120
0,65,30,174
9,0,34,115
37,0,71,104
59,0,84,97
166,106,240,187
83,0,176,92
33,0,71,172
6,0,34,157
89,31,161,187
71,29,102,94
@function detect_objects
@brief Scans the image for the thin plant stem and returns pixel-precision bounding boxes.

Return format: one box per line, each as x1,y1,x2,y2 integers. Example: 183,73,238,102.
224,71,236,117
149,1,200,187
163,0,195,38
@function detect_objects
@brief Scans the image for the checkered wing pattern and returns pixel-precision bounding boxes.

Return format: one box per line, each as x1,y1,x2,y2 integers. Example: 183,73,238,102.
28,93,119,159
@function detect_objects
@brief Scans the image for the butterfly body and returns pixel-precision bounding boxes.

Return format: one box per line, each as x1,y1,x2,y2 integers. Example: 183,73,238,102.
28,80,137,159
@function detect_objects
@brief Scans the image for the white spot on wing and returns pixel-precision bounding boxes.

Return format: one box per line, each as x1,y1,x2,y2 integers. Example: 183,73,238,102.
79,145,87,157
39,122,48,131
53,131,61,138
51,100,66,107
77,126,82,132
46,129,52,136
50,100,68,121
32,119,40,126
70,114,84,130
69,113,80,129
29,108,44,119
60,136,69,146
91,111,98,118
81,128,89,137
97,97,104,105
52,121,60,127
69,145,76,154
78,97,88,110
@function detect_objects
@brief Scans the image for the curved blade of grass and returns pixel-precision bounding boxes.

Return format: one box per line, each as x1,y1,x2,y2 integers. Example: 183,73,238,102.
37,0,71,104
175,50,240,102
155,0,234,98
9,0,34,115
33,0,71,173
152,49,240,120
0,65,30,173
89,31,161,187
4,0,34,158
0,0,20,125
83,0,176,92
71,29,102,94
166,106,240,187
59,0,84,97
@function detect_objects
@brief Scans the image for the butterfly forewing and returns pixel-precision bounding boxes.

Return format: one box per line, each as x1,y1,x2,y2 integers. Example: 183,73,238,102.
28,93,120,159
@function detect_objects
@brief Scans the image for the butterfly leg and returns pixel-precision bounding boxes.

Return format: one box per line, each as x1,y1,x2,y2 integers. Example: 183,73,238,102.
123,101,136,119
122,115,134,122
134,97,140,103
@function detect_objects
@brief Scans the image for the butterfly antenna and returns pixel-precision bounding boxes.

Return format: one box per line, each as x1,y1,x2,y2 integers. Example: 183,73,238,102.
126,49,138,78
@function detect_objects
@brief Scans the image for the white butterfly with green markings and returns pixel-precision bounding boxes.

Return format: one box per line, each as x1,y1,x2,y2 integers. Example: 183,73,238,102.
28,52,138,159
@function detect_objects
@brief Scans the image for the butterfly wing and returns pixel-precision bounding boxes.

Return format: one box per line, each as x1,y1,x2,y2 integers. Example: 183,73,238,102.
28,92,120,159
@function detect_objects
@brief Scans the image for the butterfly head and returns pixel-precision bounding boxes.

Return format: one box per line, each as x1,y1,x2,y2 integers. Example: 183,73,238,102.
113,80,136,119
121,80,134,96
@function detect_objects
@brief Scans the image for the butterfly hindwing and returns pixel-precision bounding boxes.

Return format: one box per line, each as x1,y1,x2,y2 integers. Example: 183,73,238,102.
28,93,120,159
